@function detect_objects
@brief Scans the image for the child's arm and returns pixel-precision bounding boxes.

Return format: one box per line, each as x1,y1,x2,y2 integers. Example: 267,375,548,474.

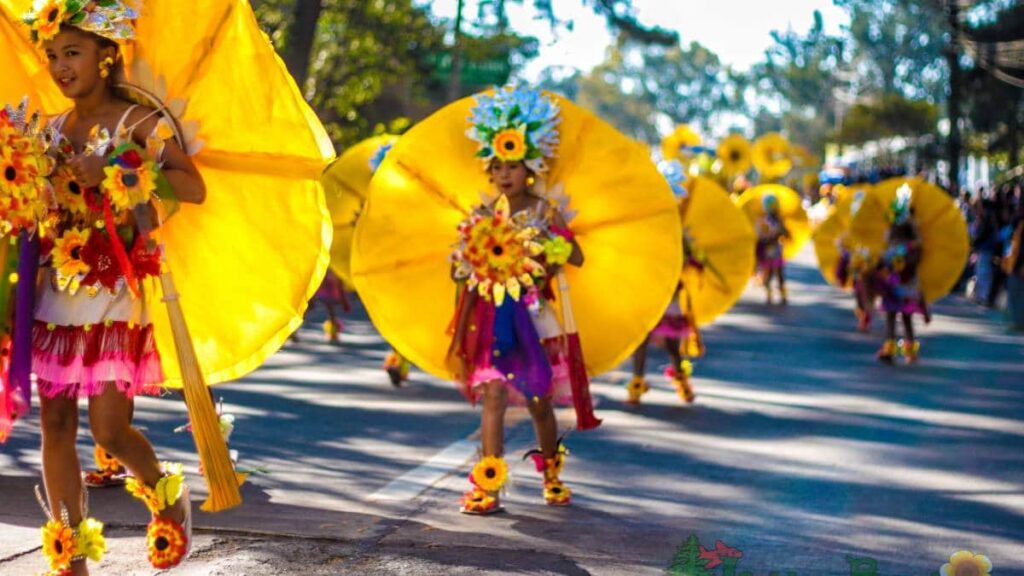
128,109,206,205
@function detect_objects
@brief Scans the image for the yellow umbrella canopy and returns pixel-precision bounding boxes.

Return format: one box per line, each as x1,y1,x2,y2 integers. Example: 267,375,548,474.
811,184,877,288
751,132,793,180
850,177,968,303
736,184,811,261
682,176,756,325
321,135,397,287
352,92,682,380
661,124,702,162
0,0,334,386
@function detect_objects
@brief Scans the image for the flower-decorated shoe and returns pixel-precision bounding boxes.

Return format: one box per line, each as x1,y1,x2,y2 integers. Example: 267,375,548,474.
126,462,192,569
899,339,920,364
35,486,107,575
877,339,896,364
673,360,696,404
459,455,507,515
84,444,128,488
384,351,411,387
323,319,341,344
526,440,572,506
624,375,649,405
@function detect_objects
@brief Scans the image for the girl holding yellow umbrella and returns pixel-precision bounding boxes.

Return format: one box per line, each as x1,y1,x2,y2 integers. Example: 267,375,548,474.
1,0,332,571
737,184,812,305
626,163,756,405
352,86,680,514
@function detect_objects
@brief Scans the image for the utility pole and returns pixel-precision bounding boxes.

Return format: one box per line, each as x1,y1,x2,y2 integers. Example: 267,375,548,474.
447,0,466,101
946,0,963,191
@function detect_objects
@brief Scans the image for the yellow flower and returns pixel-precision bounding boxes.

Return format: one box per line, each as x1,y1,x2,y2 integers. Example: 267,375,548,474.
102,162,157,211
941,551,992,576
51,227,91,284
146,517,188,570
52,165,90,217
543,479,572,505
460,488,498,513
32,0,66,43
94,444,122,473
40,519,75,571
127,462,184,514
75,517,107,562
126,477,162,514
751,132,793,180
491,127,528,162
717,134,752,175
470,456,508,493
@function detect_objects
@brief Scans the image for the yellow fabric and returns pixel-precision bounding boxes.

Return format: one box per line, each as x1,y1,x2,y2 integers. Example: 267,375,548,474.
681,177,756,325
660,124,701,162
812,184,876,287
850,177,968,303
715,134,752,176
736,184,811,261
321,135,397,287
1,0,334,387
352,93,682,380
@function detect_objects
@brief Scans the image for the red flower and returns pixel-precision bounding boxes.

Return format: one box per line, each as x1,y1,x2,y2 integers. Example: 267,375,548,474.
130,237,161,279
81,232,124,291
118,149,143,169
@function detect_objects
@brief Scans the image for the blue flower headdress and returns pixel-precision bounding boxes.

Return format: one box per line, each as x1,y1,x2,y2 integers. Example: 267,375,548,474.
466,85,560,175
658,160,688,198
888,183,913,224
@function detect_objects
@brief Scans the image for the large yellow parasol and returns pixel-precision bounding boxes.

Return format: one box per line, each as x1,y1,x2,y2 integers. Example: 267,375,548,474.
812,184,876,287
352,92,682,380
0,0,334,387
682,177,756,325
850,177,968,303
736,184,811,261
751,132,793,180
321,135,397,287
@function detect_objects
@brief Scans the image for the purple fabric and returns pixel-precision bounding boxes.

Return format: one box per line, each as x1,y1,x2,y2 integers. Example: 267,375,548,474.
11,232,39,415
490,299,553,402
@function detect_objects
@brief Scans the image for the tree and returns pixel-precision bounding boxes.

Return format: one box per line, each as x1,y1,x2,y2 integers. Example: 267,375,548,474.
666,535,713,576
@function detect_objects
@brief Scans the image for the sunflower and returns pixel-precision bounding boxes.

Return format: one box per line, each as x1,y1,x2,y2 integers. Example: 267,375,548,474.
661,124,701,162
52,165,90,218
452,195,546,306
40,519,75,571
94,444,122,473
75,517,106,563
126,464,184,514
31,0,66,43
717,134,752,175
543,479,572,505
51,228,91,288
146,517,188,570
626,375,649,396
0,149,32,195
469,456,508,493
491,127,528,163
940,551,992,576
751,133,793,180
102,161,157,212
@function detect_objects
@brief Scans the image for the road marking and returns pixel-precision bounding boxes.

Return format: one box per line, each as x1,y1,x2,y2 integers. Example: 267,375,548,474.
368,439,479,501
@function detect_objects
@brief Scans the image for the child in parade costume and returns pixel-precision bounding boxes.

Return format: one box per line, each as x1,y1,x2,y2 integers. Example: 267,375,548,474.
448,88,584,514
835,242,877,332
756,193,791,305
875,185,930,364
15,3,203,573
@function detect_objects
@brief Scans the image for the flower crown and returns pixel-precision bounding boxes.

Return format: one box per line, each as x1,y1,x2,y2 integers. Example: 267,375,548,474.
466,85,560,174
888,183,913,224
25,0,138,47
658,160,688,198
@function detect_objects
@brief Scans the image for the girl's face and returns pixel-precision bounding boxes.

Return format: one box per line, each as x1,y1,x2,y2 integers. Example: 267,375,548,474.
45,28,114,99
489,160,530,197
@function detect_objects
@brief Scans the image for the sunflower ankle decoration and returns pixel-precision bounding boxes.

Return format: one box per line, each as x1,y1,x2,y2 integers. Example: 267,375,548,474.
469,455,508,493
125,462,185,515
35,486,107,572
451,195,546,306
146,517,188,569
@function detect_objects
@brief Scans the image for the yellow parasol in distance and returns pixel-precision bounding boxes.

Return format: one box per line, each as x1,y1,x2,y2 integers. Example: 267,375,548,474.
321,135,397,287
850,177,968,303
352,92,682,380
812,184,876,287
716,134,752,177
661,124,702,162
736,184,811,261
682,177,757,325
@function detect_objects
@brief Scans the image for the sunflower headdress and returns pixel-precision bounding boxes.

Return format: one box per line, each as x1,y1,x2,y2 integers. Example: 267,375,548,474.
888,183,913,224
466,85,560,174
24,0,138,46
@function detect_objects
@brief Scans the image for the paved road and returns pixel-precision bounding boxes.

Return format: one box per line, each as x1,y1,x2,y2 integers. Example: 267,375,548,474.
2,251,1023,575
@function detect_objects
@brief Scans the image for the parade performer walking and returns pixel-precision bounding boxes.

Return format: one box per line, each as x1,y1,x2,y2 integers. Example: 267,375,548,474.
627,166,755,405
0,0,333,572
737,184,811,305
351,86,680,515
813,185,879,331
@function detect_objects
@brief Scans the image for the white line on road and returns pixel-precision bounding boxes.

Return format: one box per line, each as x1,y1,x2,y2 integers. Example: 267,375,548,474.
368,439,479,501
